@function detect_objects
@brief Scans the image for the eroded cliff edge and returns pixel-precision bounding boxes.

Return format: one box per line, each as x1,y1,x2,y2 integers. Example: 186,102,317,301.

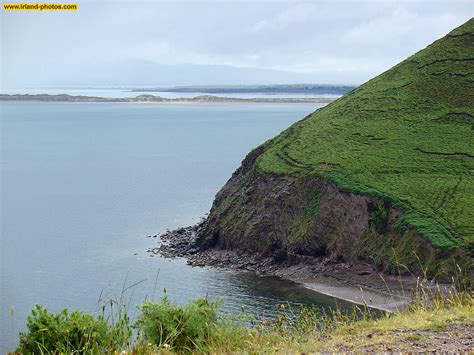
156,20,473,284
195,145,467,280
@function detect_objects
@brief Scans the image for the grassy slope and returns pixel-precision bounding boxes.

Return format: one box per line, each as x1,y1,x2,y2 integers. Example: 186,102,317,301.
244,301,473,353
257,20,474,252
311,303,472,352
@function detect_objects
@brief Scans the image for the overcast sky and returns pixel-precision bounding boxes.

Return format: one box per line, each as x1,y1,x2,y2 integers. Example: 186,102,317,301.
1,0,473,88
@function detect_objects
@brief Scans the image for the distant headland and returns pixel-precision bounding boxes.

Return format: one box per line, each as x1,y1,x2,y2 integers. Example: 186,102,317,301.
0,94,337,104
130,84,356,95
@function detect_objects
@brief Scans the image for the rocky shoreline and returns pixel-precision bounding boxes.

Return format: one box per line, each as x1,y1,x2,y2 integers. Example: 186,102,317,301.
146,223,442,312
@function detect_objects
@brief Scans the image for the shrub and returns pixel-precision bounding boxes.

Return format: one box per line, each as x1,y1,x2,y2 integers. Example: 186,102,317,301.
135,295,222,351
16,304,131,353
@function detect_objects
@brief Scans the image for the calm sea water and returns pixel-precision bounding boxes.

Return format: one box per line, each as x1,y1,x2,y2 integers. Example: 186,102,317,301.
0,102,343,351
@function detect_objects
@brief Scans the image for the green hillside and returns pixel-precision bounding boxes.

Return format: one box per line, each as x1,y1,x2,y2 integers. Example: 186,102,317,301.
257,19,474,253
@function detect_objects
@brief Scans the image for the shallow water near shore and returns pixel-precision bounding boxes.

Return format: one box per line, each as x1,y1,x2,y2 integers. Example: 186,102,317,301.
0,101,355,351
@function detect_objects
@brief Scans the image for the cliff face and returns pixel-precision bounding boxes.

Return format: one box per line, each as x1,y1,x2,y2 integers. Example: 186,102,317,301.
197,146,460,277
197,20,474,279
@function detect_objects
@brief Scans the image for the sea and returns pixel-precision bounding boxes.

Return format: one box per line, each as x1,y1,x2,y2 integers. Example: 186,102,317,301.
0,91,346,351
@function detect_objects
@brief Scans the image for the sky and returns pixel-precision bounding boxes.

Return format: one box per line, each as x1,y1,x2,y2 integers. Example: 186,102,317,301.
1,0,473,88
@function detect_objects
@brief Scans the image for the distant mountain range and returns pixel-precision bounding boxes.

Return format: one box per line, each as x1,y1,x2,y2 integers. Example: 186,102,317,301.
131,84,356,95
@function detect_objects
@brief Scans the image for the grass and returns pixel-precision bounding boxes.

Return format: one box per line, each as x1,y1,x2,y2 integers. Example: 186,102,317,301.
257,19,474,253
14,287,473,353
13,264,473,353
293,302,473,352
135,295,245,352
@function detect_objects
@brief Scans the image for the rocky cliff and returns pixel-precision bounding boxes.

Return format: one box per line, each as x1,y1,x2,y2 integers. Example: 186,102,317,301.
195,19,474,280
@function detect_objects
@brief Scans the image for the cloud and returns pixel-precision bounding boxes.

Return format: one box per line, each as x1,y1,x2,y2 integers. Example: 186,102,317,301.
252,3,319,32
2,0,473,88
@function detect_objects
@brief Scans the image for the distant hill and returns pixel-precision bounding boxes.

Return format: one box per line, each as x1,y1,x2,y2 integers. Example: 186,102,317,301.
195,19,474,279
131,84,355,95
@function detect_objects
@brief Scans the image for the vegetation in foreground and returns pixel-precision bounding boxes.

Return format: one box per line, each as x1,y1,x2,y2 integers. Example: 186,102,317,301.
13,286,473,353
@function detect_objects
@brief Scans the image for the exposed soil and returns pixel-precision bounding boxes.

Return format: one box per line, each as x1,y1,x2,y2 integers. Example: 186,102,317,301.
191,145,458,283
328,323,474,353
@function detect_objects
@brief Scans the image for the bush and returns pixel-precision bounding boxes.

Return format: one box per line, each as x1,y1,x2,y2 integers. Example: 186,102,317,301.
16,304,131,353
135,295,222,351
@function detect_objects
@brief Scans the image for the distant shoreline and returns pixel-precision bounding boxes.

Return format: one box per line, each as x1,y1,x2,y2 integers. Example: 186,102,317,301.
130,84,356,95
0,94,335,104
